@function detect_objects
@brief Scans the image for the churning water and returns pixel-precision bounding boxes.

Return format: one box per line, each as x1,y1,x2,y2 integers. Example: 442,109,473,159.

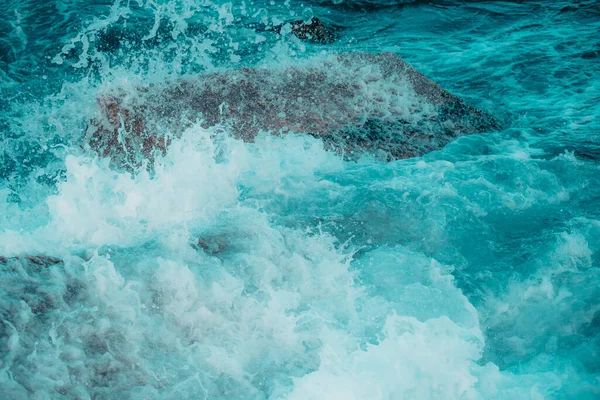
1,0,599,398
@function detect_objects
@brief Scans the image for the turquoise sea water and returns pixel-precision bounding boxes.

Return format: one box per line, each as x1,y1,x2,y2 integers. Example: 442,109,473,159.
1,1,599,398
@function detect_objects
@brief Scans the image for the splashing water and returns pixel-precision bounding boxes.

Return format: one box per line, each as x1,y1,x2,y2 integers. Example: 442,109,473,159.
1,0,599,399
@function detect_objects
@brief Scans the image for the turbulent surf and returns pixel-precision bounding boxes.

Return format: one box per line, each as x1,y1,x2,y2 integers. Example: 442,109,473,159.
0,1,599,399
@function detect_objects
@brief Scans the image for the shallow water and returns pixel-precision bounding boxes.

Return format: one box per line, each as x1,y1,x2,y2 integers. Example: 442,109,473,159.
1,0,599,399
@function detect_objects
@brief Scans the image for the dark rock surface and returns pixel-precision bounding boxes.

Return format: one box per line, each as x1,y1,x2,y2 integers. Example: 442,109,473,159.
288,17,343,44
86,52,499,166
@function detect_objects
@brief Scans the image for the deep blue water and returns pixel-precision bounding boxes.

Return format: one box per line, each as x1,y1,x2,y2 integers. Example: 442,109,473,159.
1,0,599,398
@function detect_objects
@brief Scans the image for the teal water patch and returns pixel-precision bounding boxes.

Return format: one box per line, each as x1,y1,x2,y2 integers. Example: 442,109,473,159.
1,0,599,398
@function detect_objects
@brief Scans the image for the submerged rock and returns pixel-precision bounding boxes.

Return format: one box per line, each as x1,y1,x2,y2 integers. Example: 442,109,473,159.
0,254,62,267
86,52,499,166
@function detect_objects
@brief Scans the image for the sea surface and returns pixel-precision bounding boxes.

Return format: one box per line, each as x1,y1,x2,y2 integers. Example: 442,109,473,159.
1,0,599,398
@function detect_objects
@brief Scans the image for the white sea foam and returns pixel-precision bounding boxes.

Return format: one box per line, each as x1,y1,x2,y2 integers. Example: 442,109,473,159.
2,0,600,398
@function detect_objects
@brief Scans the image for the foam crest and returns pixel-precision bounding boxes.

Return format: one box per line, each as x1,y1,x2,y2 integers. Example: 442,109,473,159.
16,125,343,253
40,128,236,248
287,315,482,400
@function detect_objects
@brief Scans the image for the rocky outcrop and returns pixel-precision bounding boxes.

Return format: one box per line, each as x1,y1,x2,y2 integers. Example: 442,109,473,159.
86,52,499,166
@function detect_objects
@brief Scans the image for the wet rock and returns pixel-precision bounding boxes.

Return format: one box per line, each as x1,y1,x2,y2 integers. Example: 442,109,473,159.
251,17,343,44
86,52,499,166
195,236,229,255
0,255,67,315
288,17,342,44
0,254,62,267
0,254,149,396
